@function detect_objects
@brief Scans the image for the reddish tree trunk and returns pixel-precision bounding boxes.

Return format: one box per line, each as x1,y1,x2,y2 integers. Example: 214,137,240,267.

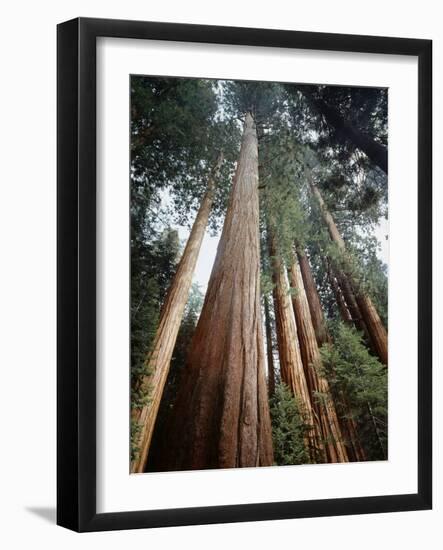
354,292,388,365
310,182,388,365
298,249,330,346
327,262,353,323
289,255,348,463
131,153,223,473
164,113,273,470
299,254,366,462
268,235,324,462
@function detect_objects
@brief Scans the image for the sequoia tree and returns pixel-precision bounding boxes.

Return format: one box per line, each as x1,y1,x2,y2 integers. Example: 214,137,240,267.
268,234,323,462
296,251,366,462
288,253,348,463
310,180,388,365
164,113,274,470
297,249,330,346
130,77,388,470
131,154,223,472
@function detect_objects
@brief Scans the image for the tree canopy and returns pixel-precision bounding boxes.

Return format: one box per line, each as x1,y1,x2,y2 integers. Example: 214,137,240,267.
130,76,388,469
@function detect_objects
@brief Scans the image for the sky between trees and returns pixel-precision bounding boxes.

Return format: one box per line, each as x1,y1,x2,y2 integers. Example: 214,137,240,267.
130,76,388,472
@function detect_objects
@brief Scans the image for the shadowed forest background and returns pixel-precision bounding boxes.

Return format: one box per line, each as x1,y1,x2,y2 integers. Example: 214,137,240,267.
130,76,388,473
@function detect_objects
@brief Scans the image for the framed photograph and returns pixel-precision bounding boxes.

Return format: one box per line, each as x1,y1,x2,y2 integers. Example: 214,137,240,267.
57,17,432,532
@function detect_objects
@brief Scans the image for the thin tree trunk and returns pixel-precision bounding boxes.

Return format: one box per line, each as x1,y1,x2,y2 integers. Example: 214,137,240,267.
324,265,371,462
367,402,387,458
163,113,273,470
297,249,330,345
289,254,348,463
327,261,353,323
354,292,388,364
300,253,366,462
131,153,223,473
333,267,370,339
310,181,388,365
306,94,388,174
264,294,276,396
268,234,324,462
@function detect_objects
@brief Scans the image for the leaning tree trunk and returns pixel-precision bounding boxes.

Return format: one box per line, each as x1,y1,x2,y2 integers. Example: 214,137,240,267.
264,294,276,396
327,261,353,323
131,153,223,473
297,249,330,346
299,252,366,462
164,113,273,471
325,263,370,462
310,181,388,365
288,254,348,463
268,234,324,462
330,263,372,344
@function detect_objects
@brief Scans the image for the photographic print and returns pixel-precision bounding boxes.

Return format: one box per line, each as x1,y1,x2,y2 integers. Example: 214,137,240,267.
129,76,388,474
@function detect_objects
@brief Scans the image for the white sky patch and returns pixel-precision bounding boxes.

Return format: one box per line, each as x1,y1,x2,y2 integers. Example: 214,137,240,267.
98,37,417,512
165,193,388,291
375,216,389,266
178,225,220,292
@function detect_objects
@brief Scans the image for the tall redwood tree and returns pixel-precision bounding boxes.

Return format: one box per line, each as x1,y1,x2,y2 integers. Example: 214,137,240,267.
289,254,348,463
131,154,223,473
310,181,388,365
268,234,323,462
165,113,274,470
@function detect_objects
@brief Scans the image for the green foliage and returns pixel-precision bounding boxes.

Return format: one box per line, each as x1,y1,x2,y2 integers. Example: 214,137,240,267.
320,321,388,460
301,173,388,325
144,284,204,471
270,383,310,466
284,83,388,236
259,135,313,270
168,282,204,394
285,83,388,166
130,418,142,462
130,228,181,457
222,80,285,127
131,76,239,232
129,76,389,466
131,76,217,188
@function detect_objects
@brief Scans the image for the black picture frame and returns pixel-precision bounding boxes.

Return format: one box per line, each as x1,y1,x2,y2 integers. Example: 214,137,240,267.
57,17,432,532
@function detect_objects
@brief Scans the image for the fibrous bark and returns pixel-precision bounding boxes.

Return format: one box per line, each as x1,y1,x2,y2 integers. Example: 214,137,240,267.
298,249,330,346
289,254,348,463
327,261,353,323
268,234,323,462
164,113,274,470
131,153,223,473
298,251,366,462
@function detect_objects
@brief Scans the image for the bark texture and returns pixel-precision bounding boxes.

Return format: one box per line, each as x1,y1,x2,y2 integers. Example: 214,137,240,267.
131,153,223,473
354,292,388,365
269,235,323,462
327,261,353,323
335,268,371,340
311,181,388,365
289,255,348,463
164,113,274,470
298,249,330,345
303,255,366,462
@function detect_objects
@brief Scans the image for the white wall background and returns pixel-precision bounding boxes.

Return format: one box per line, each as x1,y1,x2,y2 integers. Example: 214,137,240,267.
0,1,440,547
